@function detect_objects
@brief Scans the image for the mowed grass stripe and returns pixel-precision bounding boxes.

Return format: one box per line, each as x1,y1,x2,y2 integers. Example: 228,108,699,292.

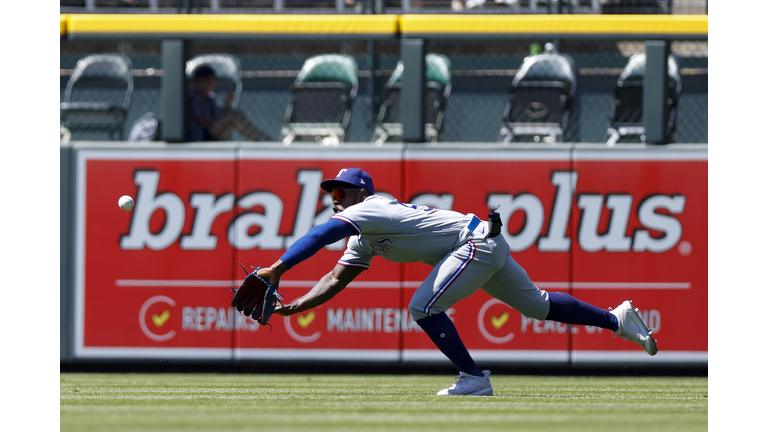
61,373,707,432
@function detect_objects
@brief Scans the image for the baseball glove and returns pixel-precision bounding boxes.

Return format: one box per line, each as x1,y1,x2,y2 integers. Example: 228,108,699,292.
231,262,283,326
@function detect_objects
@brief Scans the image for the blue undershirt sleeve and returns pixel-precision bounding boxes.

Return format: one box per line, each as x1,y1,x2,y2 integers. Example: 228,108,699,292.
280,218,358,270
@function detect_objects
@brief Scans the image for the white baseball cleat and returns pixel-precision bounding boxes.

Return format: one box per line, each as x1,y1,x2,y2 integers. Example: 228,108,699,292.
610,300,658,356
437,370,493,396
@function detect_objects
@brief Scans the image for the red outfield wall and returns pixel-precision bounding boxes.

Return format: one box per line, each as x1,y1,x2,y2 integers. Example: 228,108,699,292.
72,145,707,366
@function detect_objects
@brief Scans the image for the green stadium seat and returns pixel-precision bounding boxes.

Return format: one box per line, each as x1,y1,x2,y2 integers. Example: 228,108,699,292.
373,53,452,145
280,54,358,145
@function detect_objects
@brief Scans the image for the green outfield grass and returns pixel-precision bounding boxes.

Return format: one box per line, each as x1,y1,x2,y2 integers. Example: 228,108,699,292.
60,373,707,432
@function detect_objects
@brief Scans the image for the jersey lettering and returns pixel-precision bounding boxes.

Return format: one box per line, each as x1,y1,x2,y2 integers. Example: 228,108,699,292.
371,236,394,259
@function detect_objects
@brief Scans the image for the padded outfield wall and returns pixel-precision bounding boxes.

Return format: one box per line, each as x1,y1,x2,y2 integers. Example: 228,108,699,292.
60,14,707,368
60,142,707,368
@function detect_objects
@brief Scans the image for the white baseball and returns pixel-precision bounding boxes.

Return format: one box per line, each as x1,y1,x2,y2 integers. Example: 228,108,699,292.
118,195,134,211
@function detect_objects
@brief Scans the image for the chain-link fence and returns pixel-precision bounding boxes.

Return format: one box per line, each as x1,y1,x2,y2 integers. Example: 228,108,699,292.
60,36,707,143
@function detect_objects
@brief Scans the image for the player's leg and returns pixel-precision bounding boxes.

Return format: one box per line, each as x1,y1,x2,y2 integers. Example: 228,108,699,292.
410,242,486,378
478,254,550,321
480,236,656,355
409,239,503,395
545,290,657,355
480,252,617,328
546,291,617,330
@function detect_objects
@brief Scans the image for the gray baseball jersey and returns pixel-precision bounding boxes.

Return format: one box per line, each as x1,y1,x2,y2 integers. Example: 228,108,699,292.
332,195,550,320
333,195,484,267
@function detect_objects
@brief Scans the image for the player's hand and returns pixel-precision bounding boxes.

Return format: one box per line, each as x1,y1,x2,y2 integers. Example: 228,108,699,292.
256,261,286,287
274,301,296,316
256,267,279,286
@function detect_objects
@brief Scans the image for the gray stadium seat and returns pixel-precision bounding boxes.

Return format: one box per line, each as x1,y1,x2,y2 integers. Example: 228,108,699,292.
606,52,682,146
60,53,134,140
498,52,577,143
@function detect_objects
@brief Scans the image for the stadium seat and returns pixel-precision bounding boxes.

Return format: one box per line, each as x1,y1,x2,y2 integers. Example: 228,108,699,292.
497,52,577,144
280,54,358,145
606,53,682,146
372,53,452,145
185,53,243,110
60,53,134,140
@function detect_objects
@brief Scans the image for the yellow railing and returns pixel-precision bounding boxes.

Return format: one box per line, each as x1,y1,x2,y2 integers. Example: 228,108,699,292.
60,14,707,38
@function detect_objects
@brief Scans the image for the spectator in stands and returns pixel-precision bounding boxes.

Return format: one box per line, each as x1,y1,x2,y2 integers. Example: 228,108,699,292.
185,65,272,142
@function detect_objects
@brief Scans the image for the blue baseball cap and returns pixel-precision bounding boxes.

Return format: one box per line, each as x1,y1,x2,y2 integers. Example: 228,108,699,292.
320,168,375,195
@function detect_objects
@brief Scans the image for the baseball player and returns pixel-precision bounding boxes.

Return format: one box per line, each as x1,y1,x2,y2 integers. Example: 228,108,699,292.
256,168,658,396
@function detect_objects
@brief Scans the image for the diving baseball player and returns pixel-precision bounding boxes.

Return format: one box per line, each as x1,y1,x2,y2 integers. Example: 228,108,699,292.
255,168,658,396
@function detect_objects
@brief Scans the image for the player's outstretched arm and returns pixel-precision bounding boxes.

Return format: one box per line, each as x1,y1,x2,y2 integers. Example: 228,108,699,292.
275,264,365,316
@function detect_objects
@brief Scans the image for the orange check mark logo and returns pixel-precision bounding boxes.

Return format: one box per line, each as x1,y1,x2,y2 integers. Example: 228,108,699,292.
297,311,315,329
490,311,509,330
